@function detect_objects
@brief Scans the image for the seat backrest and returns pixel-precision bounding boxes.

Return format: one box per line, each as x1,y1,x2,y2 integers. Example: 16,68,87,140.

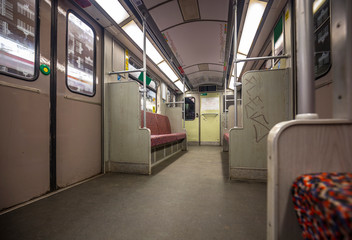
141,111,172,135
155,114,172,134
141,111,159,135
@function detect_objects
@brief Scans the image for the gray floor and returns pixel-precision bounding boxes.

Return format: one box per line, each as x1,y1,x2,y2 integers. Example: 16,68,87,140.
0,146,267,240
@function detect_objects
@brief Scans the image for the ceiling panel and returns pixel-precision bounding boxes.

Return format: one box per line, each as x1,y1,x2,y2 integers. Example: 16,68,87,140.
208,64,224,72
183,65,199,74
198,63,209,71
149,1,184,31
143,0,168,9
198,0,229,21
188,71,223,86
163,21,226,68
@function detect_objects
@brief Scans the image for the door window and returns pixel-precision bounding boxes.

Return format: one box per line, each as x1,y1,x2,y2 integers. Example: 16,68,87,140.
66,12,95,96
185,97,195,120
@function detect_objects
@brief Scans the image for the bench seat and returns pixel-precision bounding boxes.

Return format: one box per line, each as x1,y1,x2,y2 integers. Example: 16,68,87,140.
150,133,186,147
142,111,186,147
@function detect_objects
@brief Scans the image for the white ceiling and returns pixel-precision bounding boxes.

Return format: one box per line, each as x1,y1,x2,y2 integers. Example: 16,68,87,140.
143,0,229,88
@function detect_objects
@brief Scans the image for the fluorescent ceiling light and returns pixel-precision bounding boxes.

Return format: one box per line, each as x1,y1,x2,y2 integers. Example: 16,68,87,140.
313,0,326,13
158,61,179,82
95,0,129,24
238,0,267,55
229,76,235,90
234,53,246,77
229,76,241,90
174,80,186,92
122,21,164,64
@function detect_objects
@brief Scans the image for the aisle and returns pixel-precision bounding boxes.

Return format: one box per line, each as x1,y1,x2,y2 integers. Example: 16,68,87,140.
0,146,266,240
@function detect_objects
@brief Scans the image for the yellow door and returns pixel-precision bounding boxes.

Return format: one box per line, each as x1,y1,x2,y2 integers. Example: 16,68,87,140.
200,93,220,145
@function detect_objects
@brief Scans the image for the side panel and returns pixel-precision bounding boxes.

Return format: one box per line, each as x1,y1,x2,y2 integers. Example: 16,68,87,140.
56,0,102,187
229,69,290,180
0,0,51,210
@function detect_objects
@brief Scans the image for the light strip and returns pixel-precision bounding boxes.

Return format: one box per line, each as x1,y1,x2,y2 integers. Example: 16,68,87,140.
235,53,246,77
238,0,267,55
158,61,179,82
95,0,130,25
313,0,326,14
122,21,163,64
174,80,187,92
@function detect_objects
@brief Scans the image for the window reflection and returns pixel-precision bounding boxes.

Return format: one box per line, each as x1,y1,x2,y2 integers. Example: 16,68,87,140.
66,12,95,96
0,0,37,79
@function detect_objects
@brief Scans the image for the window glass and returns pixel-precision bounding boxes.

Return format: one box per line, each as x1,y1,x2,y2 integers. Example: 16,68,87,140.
274,17,283,56
313,0,330,79
0,0,37,79
66,12,95,96
161,83,167,100
167,89,171,102
140,85,156,113
185,97,195,120
149,79,156,90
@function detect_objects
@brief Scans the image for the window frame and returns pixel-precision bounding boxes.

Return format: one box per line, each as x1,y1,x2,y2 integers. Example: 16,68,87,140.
65,10,97,97
0,0,40,81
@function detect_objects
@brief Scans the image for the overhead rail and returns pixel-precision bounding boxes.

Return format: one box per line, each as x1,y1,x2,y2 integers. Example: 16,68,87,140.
109,19,148,129
235,55,289,63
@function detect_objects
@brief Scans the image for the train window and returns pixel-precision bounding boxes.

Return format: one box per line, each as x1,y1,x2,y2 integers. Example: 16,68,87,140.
185,97,195,121
140,86,156,113
0,0,38,80
66,12,96,96
149,79,156,90
313,0,330,79
274,17,283,56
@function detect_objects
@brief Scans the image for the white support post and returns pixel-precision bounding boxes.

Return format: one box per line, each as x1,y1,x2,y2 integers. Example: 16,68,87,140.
143,19,147,128
233,2,238,127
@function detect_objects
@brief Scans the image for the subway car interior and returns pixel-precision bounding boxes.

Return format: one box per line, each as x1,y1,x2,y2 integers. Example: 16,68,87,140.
0,0,352,239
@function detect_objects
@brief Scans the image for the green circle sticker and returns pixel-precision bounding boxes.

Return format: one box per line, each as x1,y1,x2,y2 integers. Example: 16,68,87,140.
40,64,51,75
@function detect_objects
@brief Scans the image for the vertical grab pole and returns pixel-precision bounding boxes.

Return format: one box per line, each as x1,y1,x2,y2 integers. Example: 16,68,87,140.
233,2,238,127
143,19,147,128
183,78,185,128
296,0,316,118
224,77,227,129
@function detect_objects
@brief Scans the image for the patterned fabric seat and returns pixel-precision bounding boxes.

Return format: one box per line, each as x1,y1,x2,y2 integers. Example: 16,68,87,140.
291,172,352,239
141,111,186,147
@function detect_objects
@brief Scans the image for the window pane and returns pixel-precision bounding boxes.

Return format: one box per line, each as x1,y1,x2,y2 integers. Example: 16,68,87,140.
313,0,330,79
0,0,37,79
185,97,195,120
140,86,156,113
67,12,95,96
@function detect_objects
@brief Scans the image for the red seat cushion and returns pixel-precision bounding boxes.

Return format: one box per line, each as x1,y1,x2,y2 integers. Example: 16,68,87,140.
150,134,178,147
224,133,229,142
170,132,186,140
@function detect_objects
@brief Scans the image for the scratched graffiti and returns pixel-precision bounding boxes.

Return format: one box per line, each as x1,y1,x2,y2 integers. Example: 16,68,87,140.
244,75,270,143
